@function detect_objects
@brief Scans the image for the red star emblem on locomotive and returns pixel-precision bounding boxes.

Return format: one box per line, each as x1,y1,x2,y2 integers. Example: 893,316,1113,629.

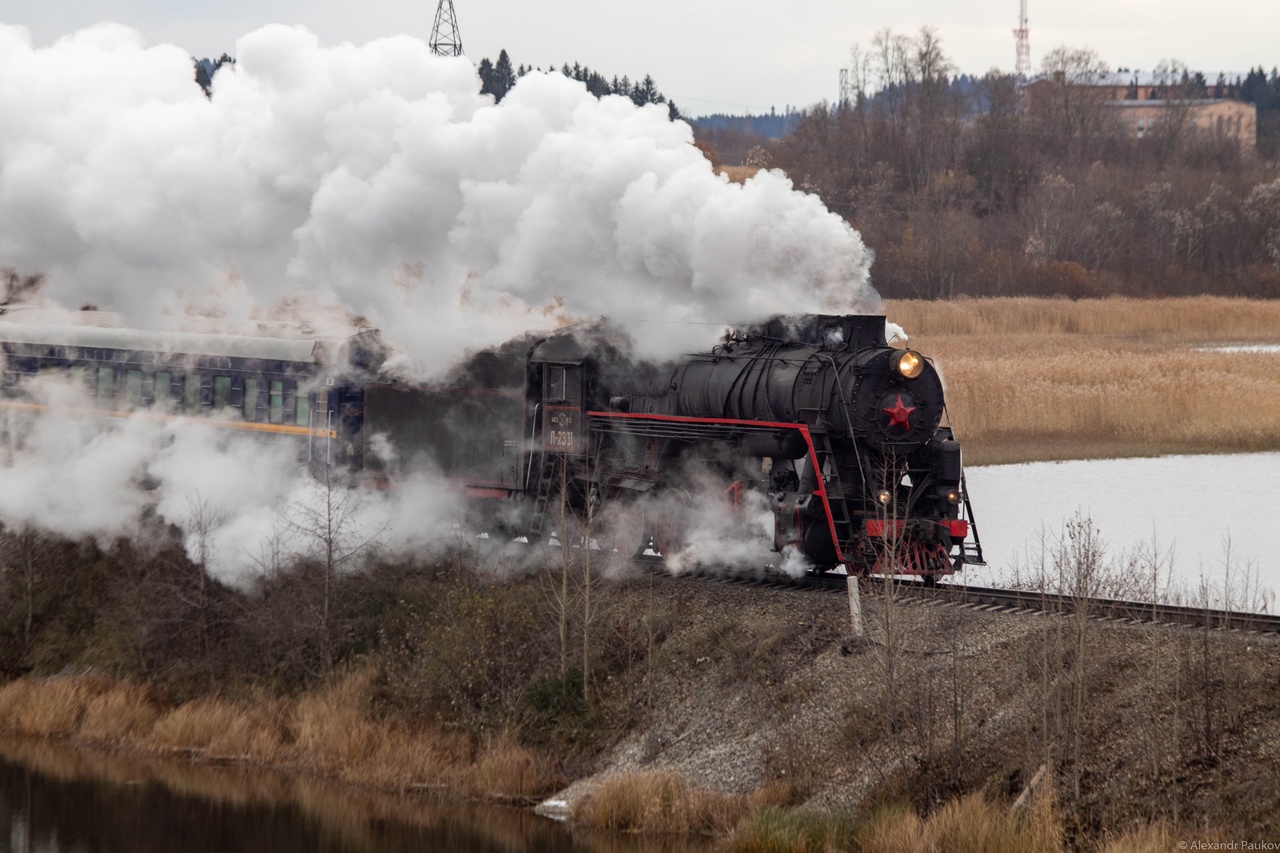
882,393,915,431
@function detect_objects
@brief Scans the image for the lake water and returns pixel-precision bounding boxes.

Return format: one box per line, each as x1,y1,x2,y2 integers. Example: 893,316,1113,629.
0,737,706,853
963,452,1280,610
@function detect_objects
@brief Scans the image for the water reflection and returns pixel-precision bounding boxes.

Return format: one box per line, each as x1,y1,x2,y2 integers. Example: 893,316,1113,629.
0,737,709,853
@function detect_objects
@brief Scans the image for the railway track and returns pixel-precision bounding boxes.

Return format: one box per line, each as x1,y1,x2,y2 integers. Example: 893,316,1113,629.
671,567,1280,634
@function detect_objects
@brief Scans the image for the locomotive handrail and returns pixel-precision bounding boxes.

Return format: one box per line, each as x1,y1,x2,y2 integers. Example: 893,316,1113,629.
959,471,985,565
818,353,869,495
524,402,541,491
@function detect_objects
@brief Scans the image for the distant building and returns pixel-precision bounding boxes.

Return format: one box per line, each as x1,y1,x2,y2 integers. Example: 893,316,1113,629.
1022,71,1257,151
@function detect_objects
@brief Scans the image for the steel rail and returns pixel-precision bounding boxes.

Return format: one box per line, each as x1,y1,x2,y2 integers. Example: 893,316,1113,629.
661,566,1280,634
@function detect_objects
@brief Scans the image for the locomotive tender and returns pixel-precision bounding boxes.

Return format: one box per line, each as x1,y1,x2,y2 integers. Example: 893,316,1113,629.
0,308,982,579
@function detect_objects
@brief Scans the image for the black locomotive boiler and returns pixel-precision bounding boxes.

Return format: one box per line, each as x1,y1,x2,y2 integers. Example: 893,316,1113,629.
390,313,984,579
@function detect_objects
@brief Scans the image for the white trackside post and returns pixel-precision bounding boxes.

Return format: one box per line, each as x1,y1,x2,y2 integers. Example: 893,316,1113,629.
847,574,864,638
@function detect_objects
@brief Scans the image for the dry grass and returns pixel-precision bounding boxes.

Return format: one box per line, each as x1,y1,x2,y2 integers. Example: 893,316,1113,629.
888,295,1280,340
78,681,162,746
0,671,554,801
152,695,294,761
292,668,379,771
0,674,112,736
719,165,761,184
154,698,256,752
574,771,748,834
727,807,858,852
851,794,1065,853
885,297,1280,464
471,738,563,800
729,792,1065,852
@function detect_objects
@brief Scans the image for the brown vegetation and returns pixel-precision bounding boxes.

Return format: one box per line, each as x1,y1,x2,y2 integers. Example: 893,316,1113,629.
574,771,748,834
700,29,1280,303
0,540,1277,846
887,296,1280,464
0,666,559,799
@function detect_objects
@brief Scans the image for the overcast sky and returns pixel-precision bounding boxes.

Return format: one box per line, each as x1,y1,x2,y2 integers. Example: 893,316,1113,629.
4,0,1278,114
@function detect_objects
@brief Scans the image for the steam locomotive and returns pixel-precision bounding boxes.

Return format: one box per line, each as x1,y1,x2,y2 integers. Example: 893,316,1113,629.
0,308,982,579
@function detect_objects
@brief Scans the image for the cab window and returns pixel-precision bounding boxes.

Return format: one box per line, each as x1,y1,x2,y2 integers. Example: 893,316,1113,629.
545,366,566,402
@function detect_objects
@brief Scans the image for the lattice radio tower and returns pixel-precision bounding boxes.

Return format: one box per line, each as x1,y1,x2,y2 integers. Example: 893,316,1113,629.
1013,0,1030,79
430,0,464,56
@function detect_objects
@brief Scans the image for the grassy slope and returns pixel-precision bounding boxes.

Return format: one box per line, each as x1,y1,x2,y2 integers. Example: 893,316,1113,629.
2,574,1277,849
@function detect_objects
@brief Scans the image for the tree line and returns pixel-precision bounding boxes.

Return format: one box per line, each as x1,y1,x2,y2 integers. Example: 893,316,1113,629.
477,49,681,120
700,29,1280,300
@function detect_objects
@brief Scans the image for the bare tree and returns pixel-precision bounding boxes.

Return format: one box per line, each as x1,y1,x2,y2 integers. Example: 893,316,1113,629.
1032,47,1119,163
184,493,228,662
283,465,387,674
865,27,965,196
1146,59,1207,160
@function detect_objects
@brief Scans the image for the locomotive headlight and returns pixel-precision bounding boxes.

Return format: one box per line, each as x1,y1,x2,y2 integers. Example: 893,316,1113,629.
877,489,892,505
945,489,961,505
894,350,924,379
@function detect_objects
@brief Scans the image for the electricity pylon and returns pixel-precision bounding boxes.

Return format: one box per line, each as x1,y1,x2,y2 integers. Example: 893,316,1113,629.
430,0,463,57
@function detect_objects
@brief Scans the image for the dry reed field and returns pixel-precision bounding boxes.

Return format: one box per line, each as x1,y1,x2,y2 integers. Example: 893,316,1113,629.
887,297,1280,464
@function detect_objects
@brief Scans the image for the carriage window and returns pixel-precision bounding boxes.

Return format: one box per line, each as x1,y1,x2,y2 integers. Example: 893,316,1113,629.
296,391,311,427
154,371,171,405
184,374,201,412
269,380,284,424
545,366,566,401
243,378,259,421
124,370,143,406
213,375,231,409
70,366,85,386
97,367,114,400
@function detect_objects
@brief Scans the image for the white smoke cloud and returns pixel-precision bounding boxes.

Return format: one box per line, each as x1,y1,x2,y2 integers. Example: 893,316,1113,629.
622,463,808,578
0,376,460,583
0,21,876,364
0,20,879,577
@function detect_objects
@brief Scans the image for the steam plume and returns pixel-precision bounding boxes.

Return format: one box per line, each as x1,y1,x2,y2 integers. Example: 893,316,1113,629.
0,22,876,364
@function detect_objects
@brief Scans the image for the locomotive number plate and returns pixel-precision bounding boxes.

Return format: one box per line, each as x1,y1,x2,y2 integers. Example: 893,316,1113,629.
543,406,581,453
